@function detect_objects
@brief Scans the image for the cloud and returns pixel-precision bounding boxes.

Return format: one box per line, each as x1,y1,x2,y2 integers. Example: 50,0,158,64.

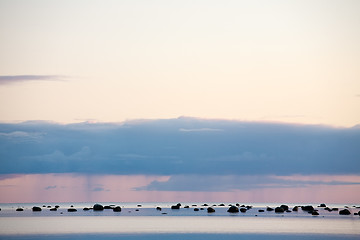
136,174,360,192
0,75,66,85
0,118,359,175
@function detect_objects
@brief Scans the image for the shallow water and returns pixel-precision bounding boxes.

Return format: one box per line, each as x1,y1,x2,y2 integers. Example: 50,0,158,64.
0,202,359,239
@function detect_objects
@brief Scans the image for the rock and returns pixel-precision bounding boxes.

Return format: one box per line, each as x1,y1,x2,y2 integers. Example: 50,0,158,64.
137,205,142,207
16,208,24,211
135,209,139,211
47,206,51,208
275,207,285,213
43,205,46,207
266,207,274,211
312,211,319,216
104,206,112,209
32,206,42,212
236,203,240,207
207,207,215,213
286,210,292,213
50,208,57,211
292,206,298,211
318,203,326,207
156,207,162,211
171,205,180,209
324,207,331,211
240,208,247,213
227,206,239,213
301,206,314,212
93,204,104,211
194,208,199,211
200,208,204,210
55,205,60,209
219,204,225,206
83,207,90,211
70,205,74,207
339,209,351,215
184,206,190,208
192,204,197,207
67,208,77,212
280,205,289,211
202,204,208,206
332,208,339,211
258,209,265,212
246,206,252,210
113,206,122,212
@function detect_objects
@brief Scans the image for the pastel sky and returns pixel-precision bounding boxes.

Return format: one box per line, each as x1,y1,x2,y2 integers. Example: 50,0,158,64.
0,0,360,204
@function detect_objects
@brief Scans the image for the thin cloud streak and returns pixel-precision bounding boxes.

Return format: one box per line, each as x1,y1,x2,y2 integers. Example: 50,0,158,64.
0,75,66,85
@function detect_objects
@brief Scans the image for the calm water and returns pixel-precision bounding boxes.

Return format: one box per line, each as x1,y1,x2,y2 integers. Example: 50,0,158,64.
1,202,359,239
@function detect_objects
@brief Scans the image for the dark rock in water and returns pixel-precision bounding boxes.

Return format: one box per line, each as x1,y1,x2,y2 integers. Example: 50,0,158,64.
312,211,319,216
324,207,331,211
113,206,122,212
280,205,289,211
339,209,351,215
47,206,51,208
266,207,274,211
219,203,225,206
43,205,46,207
16,208,24,211
67,208,77,212
32,206,42,212
137,205,142,207
162,212,167,214
192,204,197,207
135,209,139,211
176,203,182,207
184,206,190,208
50,208,57,211
70,205,74,208
258,209,265,212
55,205,60,209
301,206,314,212
358,211,360,215
200,208,204,210
246,206,252,210
240,208,247,213
318,203,326,207
104,205,113,209
275,207,285,213
227,206,239,213
83,207,90,211
207,207,215,213
156,207,162,211
93,204,104,211
236,203,240,207
202,204,208,206
354,212,358,216
286,210,292,213
292,206,298,211
194,208,199,211
171,205,180,209
332,208,339,211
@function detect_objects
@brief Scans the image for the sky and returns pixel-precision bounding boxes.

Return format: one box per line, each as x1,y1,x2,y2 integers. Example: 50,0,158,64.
0,0,360,204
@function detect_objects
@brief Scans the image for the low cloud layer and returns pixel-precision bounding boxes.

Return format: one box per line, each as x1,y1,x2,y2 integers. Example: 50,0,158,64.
0,75,65,85
0,117,359,175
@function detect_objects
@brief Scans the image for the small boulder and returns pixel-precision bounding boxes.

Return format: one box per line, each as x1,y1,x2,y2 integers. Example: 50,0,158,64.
301,206,314,212
207,207,215,213
275,207,285,213
93,204,104,211
67,208,77,212
50,208,57,211
318,203,326,207
32,206,42,212
55,205,60,209
292,206,298,211
219,204,225,206
339,209,351,215
104,206,112,209
156,207,162,211
83,207,90,211
113,206,122,212
240,208,247,213
258,209,265,212
312,211,319,216
184,206,190,208
280,205,289,211
194,208,199,211
171,205,180,209
227,206,239,213
266,207,274,211
16,208,24,211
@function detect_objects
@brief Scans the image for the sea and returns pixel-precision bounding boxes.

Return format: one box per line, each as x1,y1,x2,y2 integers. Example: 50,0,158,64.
0,202,359,239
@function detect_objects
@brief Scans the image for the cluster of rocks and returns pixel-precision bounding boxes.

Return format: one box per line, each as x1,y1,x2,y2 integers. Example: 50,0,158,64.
5,203,359,217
